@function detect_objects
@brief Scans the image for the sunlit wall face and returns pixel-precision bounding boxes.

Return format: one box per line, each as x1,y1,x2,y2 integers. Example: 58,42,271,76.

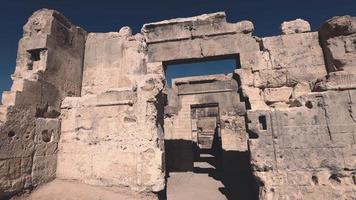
165,59,237,87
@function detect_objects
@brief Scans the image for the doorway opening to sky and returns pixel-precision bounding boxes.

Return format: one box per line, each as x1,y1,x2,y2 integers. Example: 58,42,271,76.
164,56,239,88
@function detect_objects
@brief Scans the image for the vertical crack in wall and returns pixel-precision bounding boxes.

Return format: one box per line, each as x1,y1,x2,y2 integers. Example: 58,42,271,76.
78,34,88,97
269,111,278,170
347,90,356,124
317,96,333,141
199,40,204,57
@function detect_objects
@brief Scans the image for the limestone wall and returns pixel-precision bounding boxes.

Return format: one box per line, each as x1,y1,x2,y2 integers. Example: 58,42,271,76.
0,9,86,198
247,90,356,199
81,31,147,95
57,29,165,196
239,18,356,199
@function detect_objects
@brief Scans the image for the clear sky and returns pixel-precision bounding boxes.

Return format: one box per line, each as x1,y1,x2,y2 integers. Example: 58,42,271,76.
0,0,355,95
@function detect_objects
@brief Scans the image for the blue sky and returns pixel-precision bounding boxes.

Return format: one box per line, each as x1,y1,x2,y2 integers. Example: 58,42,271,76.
0,0,355,94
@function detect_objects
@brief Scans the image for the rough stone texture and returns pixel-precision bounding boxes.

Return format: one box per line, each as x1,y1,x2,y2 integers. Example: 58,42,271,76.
0,9,86,198
320,15,356,73
247,90,356,199
81,32,146,95
0,9,355,200
240,15,356,200
142,12,259,62
58,31,165,195
281,19,311,34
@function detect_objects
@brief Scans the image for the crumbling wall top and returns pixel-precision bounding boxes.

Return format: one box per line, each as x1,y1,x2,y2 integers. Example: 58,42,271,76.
143,12,226,28
141,11,254,44
280,18,311,34
23,8,77,37
319,15,356,39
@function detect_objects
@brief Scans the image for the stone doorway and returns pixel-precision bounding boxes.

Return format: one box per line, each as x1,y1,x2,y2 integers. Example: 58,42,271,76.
164,91,259,199
191,103,222,173
162,57,260,200
165,103,227,200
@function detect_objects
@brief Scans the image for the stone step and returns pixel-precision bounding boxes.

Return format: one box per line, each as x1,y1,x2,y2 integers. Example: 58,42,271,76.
11,79,26,92
0,106,8,123
11,79,41,93
1,91,18,106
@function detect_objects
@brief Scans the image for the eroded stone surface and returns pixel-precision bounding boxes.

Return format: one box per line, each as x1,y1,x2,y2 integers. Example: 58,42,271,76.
0,8,86,198
281,18,311,34
320,15,356,74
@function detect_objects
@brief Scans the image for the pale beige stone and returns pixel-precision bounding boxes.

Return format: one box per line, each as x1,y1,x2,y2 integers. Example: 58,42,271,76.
118,26,132,36
281,18,311,34
263,87,293,103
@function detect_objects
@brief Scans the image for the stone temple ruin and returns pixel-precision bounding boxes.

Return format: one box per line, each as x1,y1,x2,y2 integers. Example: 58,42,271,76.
0,8,355,200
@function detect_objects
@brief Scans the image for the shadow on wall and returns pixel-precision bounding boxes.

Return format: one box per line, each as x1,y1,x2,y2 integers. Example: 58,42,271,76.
165,139,261,200
165,139,194,172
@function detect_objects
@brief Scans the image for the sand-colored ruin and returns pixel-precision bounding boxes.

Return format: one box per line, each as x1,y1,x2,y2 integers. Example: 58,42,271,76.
0,9,355,200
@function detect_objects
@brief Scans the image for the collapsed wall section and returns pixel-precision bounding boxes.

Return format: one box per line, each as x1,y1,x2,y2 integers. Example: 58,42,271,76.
0,9,86,198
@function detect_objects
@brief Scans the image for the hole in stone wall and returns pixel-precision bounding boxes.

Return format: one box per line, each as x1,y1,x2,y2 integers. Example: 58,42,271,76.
305,101,313,109
42,130,52,143
27,62,33,70
311,175,318,185
28,49,42,62
8,131,15,138
25,132,31,139
258,115,267,130
329,174,341,184
248,131,259,139
27,48,46,70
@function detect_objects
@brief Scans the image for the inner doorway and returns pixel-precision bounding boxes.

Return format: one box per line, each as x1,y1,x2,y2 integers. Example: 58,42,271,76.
166,103,227,200
163,56,259,200
191,103,222,173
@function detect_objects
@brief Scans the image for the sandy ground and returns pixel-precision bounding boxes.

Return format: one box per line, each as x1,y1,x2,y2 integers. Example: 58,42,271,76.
167,172,227,200
9,154,255,200
11,179,157,200
167,154,228,200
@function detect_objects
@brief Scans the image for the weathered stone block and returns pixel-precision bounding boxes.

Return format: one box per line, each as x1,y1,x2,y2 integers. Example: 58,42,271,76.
263,87,293,103
281,19,311,34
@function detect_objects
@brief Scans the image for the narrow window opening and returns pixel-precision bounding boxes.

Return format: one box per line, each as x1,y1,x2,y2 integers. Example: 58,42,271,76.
258,115,267,130
28,49,42,62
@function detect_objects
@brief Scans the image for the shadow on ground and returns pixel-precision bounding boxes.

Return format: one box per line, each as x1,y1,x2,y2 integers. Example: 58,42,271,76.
165,139,261,200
